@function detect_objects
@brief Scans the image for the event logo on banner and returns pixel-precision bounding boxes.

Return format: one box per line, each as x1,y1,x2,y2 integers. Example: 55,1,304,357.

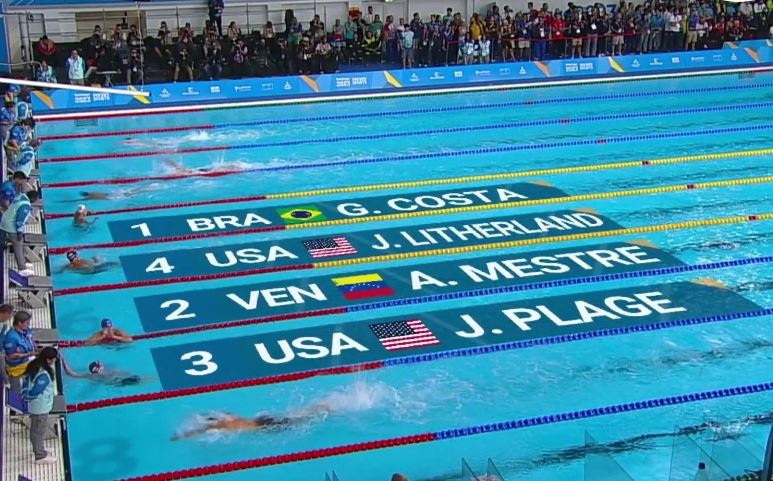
149,280,762,390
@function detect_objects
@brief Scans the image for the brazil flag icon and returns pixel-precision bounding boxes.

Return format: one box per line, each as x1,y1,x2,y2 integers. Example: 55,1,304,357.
277,205,327,224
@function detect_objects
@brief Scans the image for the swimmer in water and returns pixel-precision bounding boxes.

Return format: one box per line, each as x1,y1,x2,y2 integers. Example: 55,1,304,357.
60,250,118,274
84,318,133,346
76,183,165,201
58,356,144,386
171,401,335,441
162,159,248,175
73,204,97,227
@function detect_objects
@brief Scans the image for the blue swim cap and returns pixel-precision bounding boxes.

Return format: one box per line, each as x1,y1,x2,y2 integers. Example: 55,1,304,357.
88,361,103,374
100,318,112,329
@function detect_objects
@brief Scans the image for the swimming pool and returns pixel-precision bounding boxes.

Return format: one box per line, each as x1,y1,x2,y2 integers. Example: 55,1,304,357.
37,71,773,481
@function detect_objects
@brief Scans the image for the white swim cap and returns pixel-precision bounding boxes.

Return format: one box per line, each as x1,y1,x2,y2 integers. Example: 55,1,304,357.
76,204,87,212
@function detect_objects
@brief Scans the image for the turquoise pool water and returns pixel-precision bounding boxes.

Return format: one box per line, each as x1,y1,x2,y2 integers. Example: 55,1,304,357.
37,71,773,481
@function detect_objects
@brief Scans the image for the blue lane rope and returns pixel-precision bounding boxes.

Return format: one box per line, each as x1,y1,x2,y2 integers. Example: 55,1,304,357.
207,102,773,150
230,124,773,173
213,82,773,129
347,255,773,314
433,377,773,440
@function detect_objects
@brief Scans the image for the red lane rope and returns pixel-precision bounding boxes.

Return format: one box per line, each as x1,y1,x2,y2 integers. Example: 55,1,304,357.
52,262,314,295
42,168,248,189
113,433,438,481
45,194,269,219
39,124,216,141
66,361,384,413
39,145,228,163
48,224,287,254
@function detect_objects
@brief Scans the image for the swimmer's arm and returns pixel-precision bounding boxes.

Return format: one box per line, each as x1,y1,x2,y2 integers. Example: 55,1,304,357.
112,329,133,342
83,332,105,346
171,427,210,441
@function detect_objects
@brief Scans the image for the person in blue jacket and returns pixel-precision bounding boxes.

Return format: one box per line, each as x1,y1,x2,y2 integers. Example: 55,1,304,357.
0,189,39,275
1,171,30,211
4,311,37,392
21,346,59,464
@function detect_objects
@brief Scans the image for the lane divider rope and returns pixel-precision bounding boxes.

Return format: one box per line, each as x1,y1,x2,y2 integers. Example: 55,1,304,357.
38,83,773,141
106,377,773,481
47,175,773,255
51,213,773,295
63,261,773,412
43,148,773,219
38,102,773,163
40,124,773,189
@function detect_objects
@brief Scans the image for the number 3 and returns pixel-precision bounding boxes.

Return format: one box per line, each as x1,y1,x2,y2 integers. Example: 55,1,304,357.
181,351,218,376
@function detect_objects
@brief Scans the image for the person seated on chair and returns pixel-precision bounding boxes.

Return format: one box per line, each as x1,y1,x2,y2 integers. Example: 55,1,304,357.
84,318,133,346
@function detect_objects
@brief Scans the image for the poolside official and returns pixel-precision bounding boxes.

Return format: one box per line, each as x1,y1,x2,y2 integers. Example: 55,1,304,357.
4,311,37,393
1,189,39,276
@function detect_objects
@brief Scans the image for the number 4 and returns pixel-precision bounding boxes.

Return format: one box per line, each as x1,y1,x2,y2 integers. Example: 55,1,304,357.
146,257,175,275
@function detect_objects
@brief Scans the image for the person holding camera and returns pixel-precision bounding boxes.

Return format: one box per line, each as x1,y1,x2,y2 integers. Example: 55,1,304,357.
173,37,194,82
204,41,224,80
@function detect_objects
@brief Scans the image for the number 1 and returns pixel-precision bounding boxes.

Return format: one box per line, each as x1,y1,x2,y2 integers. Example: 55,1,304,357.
130,222,151,237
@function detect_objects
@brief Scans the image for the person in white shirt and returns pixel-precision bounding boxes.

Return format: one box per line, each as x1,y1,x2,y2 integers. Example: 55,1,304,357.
36,60,56,83
66,50,85,85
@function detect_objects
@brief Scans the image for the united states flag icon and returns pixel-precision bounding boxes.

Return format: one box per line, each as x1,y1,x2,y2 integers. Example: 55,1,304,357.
302,236,357,258
368,319,440,351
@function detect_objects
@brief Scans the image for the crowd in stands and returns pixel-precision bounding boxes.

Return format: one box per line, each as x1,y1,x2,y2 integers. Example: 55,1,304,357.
31,0,772,85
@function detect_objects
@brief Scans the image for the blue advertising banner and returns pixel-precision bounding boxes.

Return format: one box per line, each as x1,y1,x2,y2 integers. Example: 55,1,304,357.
119,209,621,282
133,240,681,333
150,280,761,390
31,41,772,114
107,182,567,242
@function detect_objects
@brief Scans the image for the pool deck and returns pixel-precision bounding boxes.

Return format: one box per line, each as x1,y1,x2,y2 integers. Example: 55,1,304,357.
2,177,67,481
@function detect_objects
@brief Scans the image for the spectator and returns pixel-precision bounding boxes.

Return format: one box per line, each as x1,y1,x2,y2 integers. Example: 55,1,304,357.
650,6,665,50
264,21,276,42
208,0,224,36
66,49,85,85
231,39,250,77
532,17,549,60
298,36,315,73
4,311,37,392
21,346,59,464
173,37,194,82
362,31,381,65
227,21,241,41
126,48,144,85
36,60,57,83
0,304,14,386
551,12,567,58
204,41,224,80
400,24,415,68
35,35,57,65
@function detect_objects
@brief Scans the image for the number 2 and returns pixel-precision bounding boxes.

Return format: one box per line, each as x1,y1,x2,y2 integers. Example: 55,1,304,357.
160,299,196,321
181,351,218,376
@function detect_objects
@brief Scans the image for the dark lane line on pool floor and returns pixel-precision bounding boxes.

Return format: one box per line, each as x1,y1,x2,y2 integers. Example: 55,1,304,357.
39,82,773,141
40,148,773,220
48,175,773,253
65,277,771,413
39,125,773,189
37,103,773,163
